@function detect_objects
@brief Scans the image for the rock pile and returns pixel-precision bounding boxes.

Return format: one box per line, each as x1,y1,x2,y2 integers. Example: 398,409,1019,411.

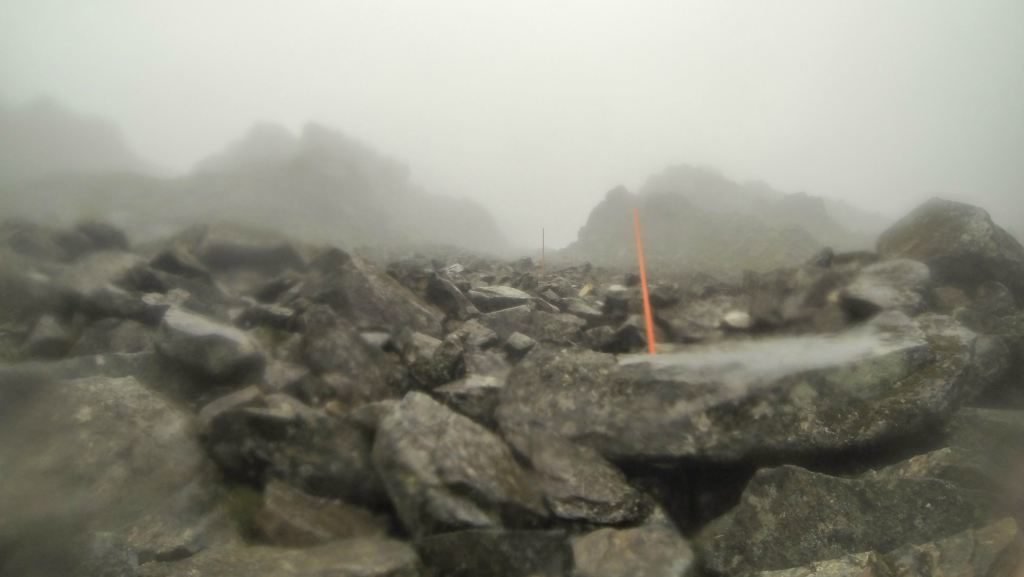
1,198,1023,576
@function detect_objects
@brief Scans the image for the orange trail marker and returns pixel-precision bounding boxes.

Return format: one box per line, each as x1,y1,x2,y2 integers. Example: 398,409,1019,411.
632,208,657,354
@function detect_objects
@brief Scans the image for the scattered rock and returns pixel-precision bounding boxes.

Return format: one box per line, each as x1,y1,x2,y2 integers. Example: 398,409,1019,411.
468,285,535,312
481,304,585,345
371,392,546,537
572,516,695,577
841,258,931,319
503,331,536,360
253,480,387,546
432,373,506,428
201,391,387,505
22,314,73,358
138,538,420,577
157,307,264,381
506,430,650,525
418,529,571,577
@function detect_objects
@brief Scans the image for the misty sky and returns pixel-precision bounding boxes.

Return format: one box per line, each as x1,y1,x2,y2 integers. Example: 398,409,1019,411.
2,0,1023,247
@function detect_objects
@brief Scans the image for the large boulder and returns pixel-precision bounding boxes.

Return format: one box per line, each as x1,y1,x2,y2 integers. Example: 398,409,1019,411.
138,538,420,577
480,304,585,345
157,307,264,381
497,312,1006,462
0,375,228,574
371,392,546,537
696,465,991,575
878,198,1024,301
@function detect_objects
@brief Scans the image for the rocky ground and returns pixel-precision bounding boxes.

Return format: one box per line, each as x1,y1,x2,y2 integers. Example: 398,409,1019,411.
1,197,1023,577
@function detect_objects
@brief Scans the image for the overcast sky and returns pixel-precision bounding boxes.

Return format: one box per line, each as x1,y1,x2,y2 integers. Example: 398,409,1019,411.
2,0,1023,246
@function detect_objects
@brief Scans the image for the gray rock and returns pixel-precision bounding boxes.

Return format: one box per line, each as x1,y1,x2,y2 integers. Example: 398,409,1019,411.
69,318,153,356
371,392,546,537
0,376,229,570
481,304,585,345
418,529,570,577
453,318,499,349
299,248,444,337
754,518,1022,577
497,313,1005,462
201,391,388,505
398,330,464,389
157,307,264,381
572,517,694,577
426,274,479,320
565,298,604,321
59,251,154,321
22,314,73,358
432,373,506,428
696,465,990,575
0,248,63,325
878,198,1024,301
503,331,536,360
253,480,387,546
184,222,306,274
300,305,390,400
841,258,931,318
138,538,420,577
468,285,535,312
506,430,650,525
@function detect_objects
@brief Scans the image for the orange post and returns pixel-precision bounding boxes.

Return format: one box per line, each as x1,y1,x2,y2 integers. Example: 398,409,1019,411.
632,208,657,354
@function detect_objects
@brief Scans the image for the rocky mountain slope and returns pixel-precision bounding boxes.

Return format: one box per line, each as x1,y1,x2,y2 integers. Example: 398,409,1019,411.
565,165,890,272
0,104,506,253
1,197,1023,576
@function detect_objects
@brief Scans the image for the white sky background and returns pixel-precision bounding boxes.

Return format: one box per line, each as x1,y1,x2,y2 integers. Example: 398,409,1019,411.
2,0,1023,248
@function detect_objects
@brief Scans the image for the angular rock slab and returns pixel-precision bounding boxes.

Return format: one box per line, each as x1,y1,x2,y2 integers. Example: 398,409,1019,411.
696,465,990,575
138,538,420,577
506,430,650,525
498,312,1004,462
0,376,226,570
755,518,1022,577
841,258,931,318
372,392,546,537
157,307,264,380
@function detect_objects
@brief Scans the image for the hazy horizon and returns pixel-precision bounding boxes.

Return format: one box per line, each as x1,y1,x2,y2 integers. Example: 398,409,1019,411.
3,0,1023,247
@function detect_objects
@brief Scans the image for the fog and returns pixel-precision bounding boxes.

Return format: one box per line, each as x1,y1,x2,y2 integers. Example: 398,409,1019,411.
2,0,1024,247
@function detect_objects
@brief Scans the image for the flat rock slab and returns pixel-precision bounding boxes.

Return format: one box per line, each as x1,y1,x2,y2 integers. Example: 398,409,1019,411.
138,538,420,577
498,312,1003,462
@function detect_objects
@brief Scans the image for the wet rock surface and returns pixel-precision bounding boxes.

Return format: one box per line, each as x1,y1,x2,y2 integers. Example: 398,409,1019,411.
3,201,1023,577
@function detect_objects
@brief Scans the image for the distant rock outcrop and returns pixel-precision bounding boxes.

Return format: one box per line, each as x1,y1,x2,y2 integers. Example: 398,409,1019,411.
564,165,887,272
0,98,148,183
